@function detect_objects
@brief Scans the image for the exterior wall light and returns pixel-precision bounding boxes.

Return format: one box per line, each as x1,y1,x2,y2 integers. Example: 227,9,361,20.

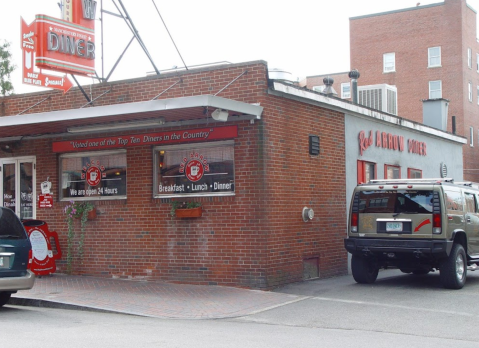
302,207,314,222
211,109,229,122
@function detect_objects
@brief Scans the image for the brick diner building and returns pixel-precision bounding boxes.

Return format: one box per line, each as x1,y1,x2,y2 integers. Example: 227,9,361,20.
0,61,465,288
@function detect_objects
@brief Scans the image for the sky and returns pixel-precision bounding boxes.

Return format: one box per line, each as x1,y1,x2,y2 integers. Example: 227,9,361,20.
2,0,479,94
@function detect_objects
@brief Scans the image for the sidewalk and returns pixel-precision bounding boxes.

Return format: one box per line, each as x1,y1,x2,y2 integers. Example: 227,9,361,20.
8,274,307,319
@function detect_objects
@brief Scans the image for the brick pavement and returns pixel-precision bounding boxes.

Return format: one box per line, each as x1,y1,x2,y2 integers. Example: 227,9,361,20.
8,274,307,319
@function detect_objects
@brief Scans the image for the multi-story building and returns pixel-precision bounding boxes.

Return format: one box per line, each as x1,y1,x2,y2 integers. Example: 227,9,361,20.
304,0,479,181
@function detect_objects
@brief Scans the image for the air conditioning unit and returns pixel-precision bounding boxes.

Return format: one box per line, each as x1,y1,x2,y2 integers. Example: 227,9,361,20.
358,84,397,115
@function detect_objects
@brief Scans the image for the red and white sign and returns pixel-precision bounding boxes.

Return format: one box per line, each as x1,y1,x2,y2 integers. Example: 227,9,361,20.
35,14,95,76
38,194,53,208
86,166,101,186
21,17,74,93
52,126,239,153
20,0,96,93
24,221,62,276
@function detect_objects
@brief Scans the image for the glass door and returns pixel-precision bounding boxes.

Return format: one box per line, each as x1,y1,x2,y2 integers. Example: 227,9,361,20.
1,157,36,219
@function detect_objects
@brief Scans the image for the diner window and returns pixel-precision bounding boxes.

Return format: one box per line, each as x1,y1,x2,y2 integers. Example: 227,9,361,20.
154,141,235,198
341,82,351,98
429,80,442,99
383,52,396,73
357,160,376,184
408,168,422,178
59,150,127,201
385,164,401,179
428,47,441,67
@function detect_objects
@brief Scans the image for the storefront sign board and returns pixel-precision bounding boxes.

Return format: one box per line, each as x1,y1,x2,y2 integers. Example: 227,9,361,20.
53,126,238,153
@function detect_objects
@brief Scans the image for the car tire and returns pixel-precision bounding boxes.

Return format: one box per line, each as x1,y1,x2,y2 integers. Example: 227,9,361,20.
351,255,379,284
440,243,467,289
0,292,11,307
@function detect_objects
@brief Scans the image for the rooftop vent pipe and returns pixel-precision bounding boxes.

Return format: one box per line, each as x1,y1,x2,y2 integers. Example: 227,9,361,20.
348,69,360,104
322,77,337,97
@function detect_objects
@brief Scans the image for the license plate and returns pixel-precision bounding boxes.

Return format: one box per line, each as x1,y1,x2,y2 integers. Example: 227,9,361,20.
386,222,403,232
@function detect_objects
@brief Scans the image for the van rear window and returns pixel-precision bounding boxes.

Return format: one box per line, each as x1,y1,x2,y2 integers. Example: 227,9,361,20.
358,190,434,214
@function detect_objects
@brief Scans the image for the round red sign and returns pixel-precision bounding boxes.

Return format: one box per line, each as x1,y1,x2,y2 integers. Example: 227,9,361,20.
86,166,101,186
185,160,204,182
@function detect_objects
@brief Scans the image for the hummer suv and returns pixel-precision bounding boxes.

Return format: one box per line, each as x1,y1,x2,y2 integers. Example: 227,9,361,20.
344,178,479,289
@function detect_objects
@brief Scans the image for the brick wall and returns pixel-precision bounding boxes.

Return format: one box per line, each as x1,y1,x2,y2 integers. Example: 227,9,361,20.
0,61,347,289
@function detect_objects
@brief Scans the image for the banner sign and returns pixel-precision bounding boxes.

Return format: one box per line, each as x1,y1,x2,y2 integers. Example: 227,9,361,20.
20,0,96,93
52,126,239,153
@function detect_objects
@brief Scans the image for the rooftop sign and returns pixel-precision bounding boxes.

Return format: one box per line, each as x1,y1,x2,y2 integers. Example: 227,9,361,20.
20,0,97,93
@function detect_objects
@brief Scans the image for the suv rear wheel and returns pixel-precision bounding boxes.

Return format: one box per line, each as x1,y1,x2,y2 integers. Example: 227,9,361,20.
351,255,379,284
0,292,11,307
440,243,467,289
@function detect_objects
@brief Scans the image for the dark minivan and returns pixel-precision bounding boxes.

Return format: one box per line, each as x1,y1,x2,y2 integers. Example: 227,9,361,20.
0,207,35,307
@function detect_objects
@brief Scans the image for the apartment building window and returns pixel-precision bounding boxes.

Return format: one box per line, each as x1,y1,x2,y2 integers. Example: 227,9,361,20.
469,82,473,102
477,53,479,72
407,168,422,179
385,164,401,179
341,82,351,98
428,47,441,67
470,127,474,147
429,80,442,99
312,85,325,93
383,52,395,73
468,48,472,68
477,86,479,104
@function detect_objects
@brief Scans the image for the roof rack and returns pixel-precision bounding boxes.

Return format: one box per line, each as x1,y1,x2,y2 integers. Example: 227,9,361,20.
368,178,454,184
455,181,479,189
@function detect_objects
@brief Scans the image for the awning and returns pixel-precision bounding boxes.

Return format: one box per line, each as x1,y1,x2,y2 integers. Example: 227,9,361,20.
0,95,263,141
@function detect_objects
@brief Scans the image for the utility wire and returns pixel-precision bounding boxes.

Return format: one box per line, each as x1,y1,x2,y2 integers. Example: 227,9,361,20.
151,0,189,70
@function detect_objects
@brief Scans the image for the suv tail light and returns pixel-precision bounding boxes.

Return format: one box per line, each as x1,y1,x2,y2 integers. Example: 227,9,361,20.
432,192,442,234
433,213,441,234
350,192,360,233
27,249,33,270
351,213,358,232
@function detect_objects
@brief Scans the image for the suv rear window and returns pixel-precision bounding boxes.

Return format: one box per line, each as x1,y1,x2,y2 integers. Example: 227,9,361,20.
358,190,434,214
0,208,27,239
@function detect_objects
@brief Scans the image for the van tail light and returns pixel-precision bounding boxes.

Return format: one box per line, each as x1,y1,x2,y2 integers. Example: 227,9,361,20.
351,212,358,232
433,213,442,234
27,249,33,269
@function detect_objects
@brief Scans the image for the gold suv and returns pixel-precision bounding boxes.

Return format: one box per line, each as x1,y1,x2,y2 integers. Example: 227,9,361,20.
344,178,479,289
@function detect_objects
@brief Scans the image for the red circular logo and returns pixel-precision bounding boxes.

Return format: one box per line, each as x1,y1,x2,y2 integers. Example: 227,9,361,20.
185,160,204,182
86,166,101,186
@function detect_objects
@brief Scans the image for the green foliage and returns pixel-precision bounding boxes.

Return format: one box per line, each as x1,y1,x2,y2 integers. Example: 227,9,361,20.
64,201,95,272
170,201,202,216
0,41,15,97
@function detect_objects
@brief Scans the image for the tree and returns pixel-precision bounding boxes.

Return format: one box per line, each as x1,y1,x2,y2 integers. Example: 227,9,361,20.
0,40,16,96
